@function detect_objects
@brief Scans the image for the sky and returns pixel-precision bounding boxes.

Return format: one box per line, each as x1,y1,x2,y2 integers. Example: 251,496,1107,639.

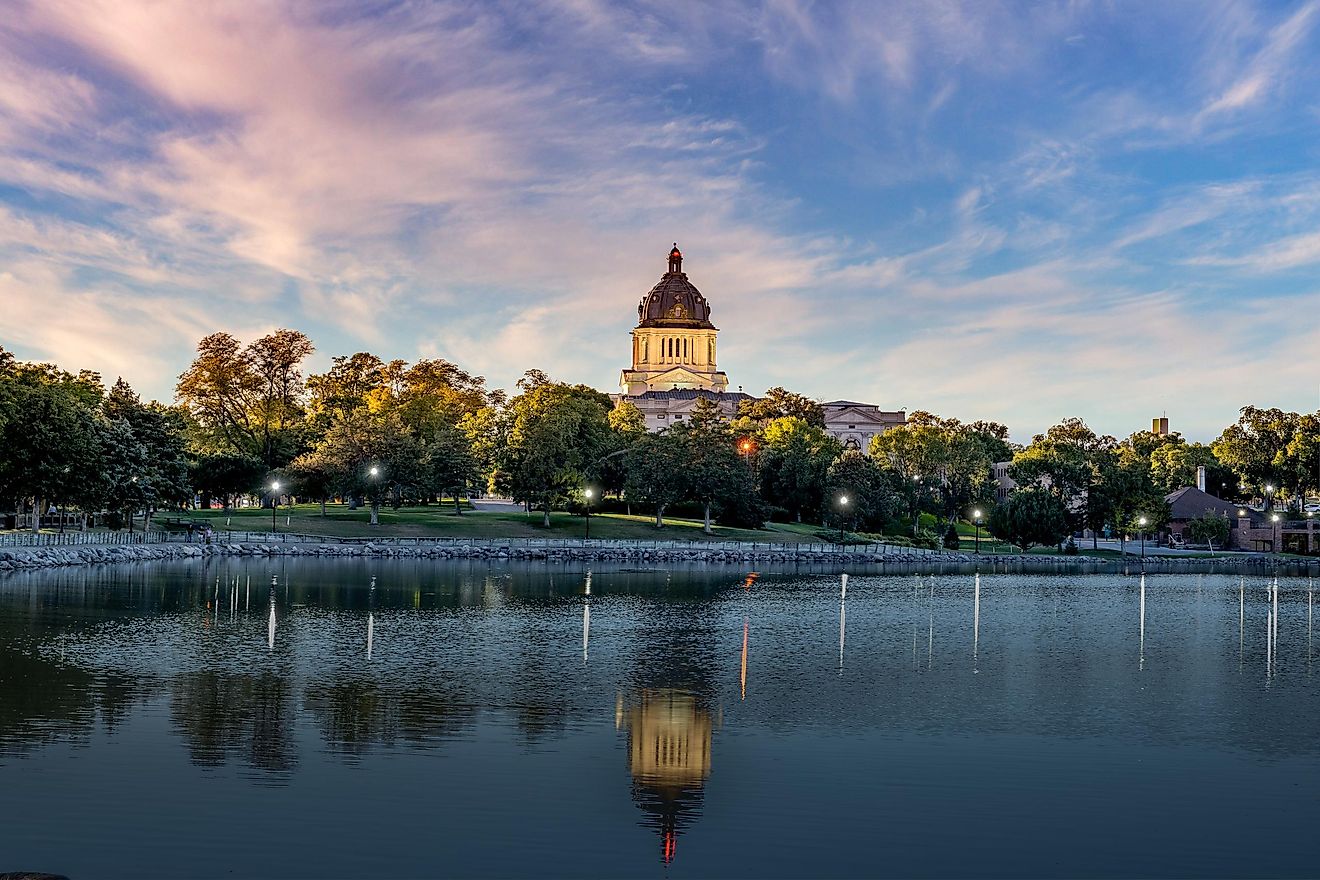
3,0,1320,442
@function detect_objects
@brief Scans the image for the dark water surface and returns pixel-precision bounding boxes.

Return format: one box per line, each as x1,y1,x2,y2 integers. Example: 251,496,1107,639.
1,559,1318,878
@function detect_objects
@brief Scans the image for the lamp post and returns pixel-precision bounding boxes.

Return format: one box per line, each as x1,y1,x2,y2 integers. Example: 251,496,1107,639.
270,481,281,534
973,508,983,555
1272,512,1281,553
1138,515,1148,560
367,465,380,526
738,438,754,467
1265,483,1275,512
838,495,850,543
584,488,594,539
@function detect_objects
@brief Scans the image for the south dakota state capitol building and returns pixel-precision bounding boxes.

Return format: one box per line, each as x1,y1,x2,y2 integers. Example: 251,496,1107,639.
614,244,905,449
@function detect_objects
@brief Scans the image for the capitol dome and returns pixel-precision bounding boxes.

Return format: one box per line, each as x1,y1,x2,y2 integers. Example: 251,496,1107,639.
636,245,716,329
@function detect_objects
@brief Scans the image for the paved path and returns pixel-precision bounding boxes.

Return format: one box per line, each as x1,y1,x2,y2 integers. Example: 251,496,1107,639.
468,497,525,513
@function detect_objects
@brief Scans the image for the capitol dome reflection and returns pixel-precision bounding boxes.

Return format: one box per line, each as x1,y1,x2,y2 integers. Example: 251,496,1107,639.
616,689,714,865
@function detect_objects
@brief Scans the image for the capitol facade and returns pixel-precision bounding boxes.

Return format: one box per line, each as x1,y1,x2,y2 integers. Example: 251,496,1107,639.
613,245,905,448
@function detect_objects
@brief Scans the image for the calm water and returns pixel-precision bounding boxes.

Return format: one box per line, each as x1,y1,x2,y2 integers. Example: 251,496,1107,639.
1,559,1318,878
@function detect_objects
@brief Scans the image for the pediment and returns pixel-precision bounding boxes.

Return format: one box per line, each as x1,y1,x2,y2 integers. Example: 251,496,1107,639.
827,405,888,424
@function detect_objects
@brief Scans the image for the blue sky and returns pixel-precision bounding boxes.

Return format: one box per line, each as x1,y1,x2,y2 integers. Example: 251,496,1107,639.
3,1,1320,442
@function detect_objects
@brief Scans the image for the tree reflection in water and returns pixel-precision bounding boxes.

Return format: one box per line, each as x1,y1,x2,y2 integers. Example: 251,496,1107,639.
302,679,476,757
170,671,297,776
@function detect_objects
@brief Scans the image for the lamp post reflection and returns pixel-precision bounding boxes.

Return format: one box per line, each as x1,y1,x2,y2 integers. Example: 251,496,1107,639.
740,617,749,701
582,570,592,665
267,576,277,651
1138,573,1146,671
972,572,980,673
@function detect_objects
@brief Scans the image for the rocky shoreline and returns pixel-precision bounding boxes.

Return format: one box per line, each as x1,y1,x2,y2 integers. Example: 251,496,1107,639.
1,540,1314,574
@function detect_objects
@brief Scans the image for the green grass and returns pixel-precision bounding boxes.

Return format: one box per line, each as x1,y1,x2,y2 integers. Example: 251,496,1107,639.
179,503,826,543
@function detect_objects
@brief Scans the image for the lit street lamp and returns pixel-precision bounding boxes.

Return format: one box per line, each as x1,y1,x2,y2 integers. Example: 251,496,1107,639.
1138,515,1148,561
1272,512,1281,553
973,508,983,555
367,465,381,526
838,495,850,543
270,481,281,533
584,488,594,539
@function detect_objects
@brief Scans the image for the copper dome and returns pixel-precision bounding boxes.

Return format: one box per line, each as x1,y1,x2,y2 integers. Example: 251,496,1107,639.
636,244,716,329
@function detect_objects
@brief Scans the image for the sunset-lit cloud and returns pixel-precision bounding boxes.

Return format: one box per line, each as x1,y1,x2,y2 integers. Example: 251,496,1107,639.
3,1,1320,441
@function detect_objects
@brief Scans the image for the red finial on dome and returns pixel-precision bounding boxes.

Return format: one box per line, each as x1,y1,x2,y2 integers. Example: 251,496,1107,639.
668,243,683,273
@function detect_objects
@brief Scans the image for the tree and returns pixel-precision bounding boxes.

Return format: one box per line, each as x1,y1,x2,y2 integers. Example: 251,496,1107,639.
1149,441,1235,496
103,379,192,530
1212,407,1302,508
736,387,825,428
304,408,423,525
824,451,901,533
176,330,314,469
0,379,103,533
623,431,688,527
1011,418,1117,541
1186,513,1230,550
189,451,266,510
421,421,479,514
673,397,763,534
759,417,841,522
869,422,944,534
602,401,648,501
502,381,614,527
987,488,1070,552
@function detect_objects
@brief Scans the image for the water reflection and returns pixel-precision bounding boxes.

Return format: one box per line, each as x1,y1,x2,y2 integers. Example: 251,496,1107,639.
617,689,714,865
5,562,1320,877
170,671,297,776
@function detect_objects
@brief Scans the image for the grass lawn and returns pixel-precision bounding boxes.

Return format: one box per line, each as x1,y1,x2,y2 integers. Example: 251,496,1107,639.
179,503,827,543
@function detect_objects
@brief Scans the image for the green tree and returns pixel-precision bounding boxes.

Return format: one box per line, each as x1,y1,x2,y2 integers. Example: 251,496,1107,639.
623,431,688,527
736,387,825,428
1186,513,1230,550
869,422,944,534
1149,441,1235,496
823,451,901,533
503,380,614,527
0,379,103,533
1212,406,1302,509
103,379,192,530
189,451,266,510
673,397,763,533
759,416,841,522
987,488,1070,553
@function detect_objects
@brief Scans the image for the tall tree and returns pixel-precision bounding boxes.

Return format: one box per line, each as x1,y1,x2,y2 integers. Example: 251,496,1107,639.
176,330,314,469
623,431,688,527
988,488,1070,553
759,416,841,522
1212,406,1302,508
673,397,763,534
502,381,614,527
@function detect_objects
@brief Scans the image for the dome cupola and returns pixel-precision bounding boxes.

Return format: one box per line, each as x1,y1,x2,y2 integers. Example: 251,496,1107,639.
637,243,715,329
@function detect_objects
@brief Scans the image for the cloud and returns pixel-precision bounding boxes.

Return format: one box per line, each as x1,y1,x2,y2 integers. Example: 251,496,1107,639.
3,0,1320,444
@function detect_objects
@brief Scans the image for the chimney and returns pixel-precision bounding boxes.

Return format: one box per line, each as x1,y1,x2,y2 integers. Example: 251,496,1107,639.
1196,465,1206,492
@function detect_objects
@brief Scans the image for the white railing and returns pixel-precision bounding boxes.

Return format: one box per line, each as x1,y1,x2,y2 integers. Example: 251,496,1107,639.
205,531,940,555
0,530,191,548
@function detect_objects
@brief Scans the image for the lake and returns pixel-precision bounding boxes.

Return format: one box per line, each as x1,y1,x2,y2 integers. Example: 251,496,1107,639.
1,559,1317,878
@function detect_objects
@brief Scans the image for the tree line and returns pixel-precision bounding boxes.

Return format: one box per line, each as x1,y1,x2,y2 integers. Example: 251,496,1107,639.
2,331,1317,548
